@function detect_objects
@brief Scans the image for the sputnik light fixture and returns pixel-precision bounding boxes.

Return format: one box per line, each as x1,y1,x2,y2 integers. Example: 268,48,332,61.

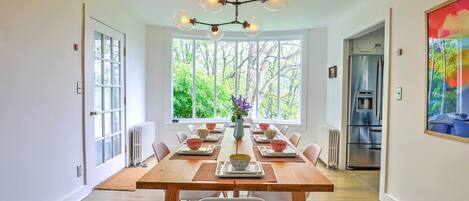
174,0,288,41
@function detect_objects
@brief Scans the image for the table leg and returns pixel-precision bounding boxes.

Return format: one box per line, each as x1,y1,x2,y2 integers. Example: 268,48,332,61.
233,190,240,197
292,192,306,201
165,187,180,201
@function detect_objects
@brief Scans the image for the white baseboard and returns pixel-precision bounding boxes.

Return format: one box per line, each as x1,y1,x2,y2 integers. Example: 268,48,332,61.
383,193,399,201
61,185,91,201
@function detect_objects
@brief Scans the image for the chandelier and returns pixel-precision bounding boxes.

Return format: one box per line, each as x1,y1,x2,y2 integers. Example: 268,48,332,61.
174,0,288,41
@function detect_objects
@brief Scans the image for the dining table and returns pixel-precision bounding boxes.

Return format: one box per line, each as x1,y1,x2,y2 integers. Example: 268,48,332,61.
136,123,334,201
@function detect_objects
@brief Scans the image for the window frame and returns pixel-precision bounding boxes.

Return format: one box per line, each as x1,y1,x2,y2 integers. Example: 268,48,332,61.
170,33,305,125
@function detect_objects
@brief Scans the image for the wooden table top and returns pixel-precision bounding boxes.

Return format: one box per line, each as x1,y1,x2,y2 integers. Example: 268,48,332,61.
136,124,334,193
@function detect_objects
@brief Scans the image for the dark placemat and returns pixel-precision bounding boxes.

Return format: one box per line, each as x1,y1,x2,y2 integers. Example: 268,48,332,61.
192,163,277,182
170,146,221,160
250,136,271,146
252,147,305,163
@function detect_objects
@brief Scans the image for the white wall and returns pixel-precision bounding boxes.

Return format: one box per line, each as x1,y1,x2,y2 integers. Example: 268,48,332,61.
0,0,145,200
326,0,387,169
384,0,469,200
145,26,328,149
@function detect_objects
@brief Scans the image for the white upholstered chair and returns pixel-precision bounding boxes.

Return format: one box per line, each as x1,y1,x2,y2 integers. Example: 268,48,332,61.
279,125,289,136
176,131,189,144
188,124,197,134
288,132,302,148
201,198,265,201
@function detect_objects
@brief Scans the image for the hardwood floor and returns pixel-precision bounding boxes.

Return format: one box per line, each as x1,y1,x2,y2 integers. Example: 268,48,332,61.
83,162,379,201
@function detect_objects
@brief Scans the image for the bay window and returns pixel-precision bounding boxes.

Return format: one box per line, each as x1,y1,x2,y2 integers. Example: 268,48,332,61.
172,37,302,123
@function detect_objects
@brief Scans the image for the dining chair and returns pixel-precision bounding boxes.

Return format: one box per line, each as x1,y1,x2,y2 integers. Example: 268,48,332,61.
250,145,319,201
152,142,170,162
188,124,197,134
176,131,189,144
245,117,255,126
303,143,322,166
279,125,289,135
288,132,301,147
152,142,220,200
200,198,265,201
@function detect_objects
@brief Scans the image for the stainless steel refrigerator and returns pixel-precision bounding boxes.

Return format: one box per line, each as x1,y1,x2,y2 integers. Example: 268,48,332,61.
347,55,384,169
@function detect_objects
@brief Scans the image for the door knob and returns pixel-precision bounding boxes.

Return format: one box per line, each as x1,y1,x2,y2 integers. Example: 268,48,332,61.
90,111,100,116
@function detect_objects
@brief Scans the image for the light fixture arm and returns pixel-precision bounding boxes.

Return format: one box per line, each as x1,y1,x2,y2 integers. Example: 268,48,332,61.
191,0,269,29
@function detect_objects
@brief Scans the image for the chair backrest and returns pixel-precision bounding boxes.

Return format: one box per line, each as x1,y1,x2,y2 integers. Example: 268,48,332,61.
200,198,265,201
152,142,170,162
454,120,469,138
289,132,302,147
279,125,289,135
188,124,197,134
245,117,255,126
303,143,322,166
176,131,189,143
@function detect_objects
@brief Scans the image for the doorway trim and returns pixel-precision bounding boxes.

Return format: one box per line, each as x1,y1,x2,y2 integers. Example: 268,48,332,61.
338,17,391,201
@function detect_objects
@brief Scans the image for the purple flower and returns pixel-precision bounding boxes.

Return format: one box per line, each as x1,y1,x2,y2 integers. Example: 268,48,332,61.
231,95,251,118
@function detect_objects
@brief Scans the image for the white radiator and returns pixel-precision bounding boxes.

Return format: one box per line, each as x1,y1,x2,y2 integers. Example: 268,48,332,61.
318,126,340,169
130,122,155,167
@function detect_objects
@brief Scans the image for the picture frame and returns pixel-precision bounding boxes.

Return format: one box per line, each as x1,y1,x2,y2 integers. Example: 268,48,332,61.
425,0,469,143
329,66,337,78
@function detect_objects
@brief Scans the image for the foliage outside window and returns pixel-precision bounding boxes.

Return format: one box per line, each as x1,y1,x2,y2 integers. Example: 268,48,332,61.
172,37,302,123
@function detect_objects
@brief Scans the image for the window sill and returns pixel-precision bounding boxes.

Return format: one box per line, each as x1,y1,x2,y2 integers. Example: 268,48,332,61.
166,119,303,126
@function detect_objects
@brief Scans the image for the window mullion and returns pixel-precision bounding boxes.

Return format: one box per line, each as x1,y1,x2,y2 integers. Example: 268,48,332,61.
213,41,218,117
234,42,239,96
277,40,281,120
256,41,260,120
192,40,196,118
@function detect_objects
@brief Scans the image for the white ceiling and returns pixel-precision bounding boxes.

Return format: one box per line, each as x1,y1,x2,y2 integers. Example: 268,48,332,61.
122,0,365,31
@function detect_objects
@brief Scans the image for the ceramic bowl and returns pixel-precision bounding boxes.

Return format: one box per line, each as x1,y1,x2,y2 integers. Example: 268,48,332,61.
264,129,277,139
229,154,251,171
206,122,217,130
186,138,203,150
197,129,209,138
271,139,287,152
259,123,270,131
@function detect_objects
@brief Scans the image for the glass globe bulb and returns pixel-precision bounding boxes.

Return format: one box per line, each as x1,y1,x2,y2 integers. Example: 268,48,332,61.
243,16,263,37
174,10,195,31
263,0,288,12
200,0,225,13
207,26,224,41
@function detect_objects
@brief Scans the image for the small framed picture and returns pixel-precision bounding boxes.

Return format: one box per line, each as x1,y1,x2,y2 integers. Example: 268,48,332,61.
329,66,337,78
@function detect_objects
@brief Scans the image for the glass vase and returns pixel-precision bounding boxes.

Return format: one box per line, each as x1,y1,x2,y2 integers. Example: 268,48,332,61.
233,118,245,140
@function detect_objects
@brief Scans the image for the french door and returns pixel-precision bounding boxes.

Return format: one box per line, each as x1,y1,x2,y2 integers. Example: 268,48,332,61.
85,18,125,187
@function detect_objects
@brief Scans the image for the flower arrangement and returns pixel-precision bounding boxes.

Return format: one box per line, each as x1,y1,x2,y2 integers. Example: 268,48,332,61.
231,95,252,122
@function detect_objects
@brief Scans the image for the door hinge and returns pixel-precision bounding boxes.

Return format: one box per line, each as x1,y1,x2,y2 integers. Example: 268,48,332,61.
123,47,127,56
124,97,127,105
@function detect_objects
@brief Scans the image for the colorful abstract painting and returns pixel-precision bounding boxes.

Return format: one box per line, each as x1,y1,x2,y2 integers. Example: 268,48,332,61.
427,0,469,138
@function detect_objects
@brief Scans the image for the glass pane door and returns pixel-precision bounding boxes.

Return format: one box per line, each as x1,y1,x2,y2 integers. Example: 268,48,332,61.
93,31,122,166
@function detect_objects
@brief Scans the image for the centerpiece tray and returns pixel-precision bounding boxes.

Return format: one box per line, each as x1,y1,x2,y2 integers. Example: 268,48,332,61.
215,161,265,178
209,128,225,133
253,135,282,143
250,128,265,134
258,146,298,158
201,134,221,142
176,145,216,156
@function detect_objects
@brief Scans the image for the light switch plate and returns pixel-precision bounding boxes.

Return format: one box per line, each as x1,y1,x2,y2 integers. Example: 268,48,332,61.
77,165,83,177
76,81,82,94
396,87,403,100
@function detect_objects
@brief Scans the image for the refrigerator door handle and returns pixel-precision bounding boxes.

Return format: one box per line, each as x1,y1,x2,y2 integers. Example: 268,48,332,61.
375,60,380,123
